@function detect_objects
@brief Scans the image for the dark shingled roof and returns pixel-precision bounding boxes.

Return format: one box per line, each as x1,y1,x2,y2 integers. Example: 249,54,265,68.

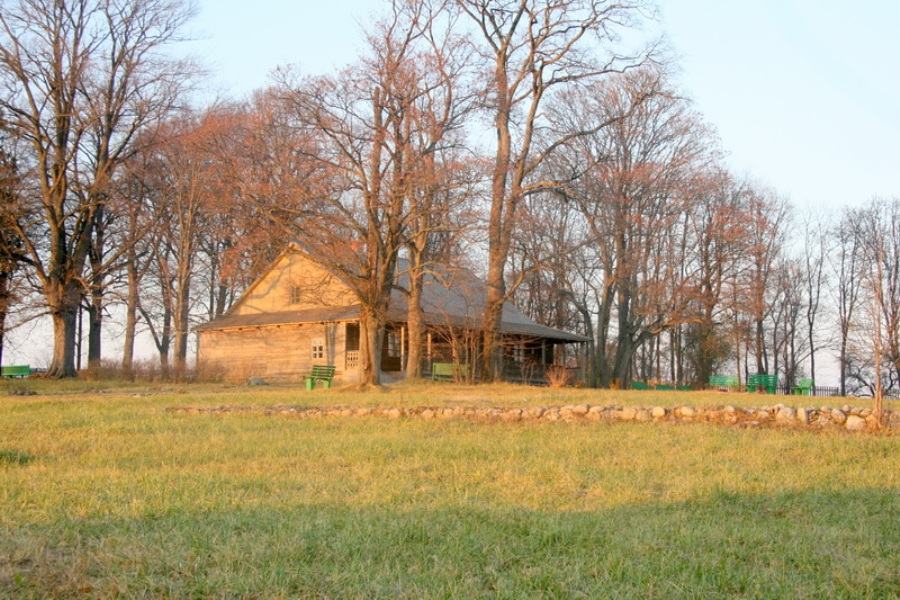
196,257,589,343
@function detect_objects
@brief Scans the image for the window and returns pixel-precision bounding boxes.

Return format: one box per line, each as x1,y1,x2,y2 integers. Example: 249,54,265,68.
311,338,325,360
386,331,400,358
289,287,303,305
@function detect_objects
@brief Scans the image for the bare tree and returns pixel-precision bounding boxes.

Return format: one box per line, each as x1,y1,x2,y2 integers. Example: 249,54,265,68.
680,173,749,386
0,0,196,376
453,0,657,380
249,1,466,386
737,189,790,378
546,69,715,387
800,209,831,386
856,198,900,420
831,209,863,397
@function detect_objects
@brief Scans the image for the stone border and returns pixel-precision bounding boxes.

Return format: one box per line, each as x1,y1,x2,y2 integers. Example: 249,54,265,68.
167,403,900,432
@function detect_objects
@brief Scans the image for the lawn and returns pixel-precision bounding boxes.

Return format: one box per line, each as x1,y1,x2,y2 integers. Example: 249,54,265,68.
1,381,897,598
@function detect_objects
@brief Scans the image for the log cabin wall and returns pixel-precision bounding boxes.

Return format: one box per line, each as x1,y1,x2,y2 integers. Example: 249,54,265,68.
198,321,356,382
237,251,355,315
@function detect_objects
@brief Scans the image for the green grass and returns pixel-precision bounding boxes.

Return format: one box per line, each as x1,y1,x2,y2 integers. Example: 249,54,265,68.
1,382,897,598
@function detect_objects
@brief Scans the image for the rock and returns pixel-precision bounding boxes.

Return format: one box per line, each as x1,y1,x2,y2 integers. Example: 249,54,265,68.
651,406,667,419
845,415,866,432
796,407,809,425
678,406,697,418
616,407,637,421
775,407,797,423
385,408,403,419
889,411,900,429
501,409,522,422
831,409,847,425
247,376,267,386
571,404,590,416
525,407,546,420
635,409,652,422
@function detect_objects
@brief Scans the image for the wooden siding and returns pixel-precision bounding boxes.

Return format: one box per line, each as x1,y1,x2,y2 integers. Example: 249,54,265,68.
236,251,355,315
198,322,359,382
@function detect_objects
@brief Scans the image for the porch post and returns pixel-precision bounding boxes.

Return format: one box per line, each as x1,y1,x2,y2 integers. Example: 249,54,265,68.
400,325,406,371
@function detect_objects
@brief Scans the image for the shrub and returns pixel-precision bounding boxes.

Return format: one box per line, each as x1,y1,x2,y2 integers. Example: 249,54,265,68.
545,365,572,388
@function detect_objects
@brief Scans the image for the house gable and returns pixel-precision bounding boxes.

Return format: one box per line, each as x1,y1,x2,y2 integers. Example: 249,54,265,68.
233,249,356,316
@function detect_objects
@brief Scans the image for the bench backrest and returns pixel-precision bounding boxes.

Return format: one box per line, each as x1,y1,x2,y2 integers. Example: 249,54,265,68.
432,362,468,378
310,365,335,378
1,365,30,377
432,363,455,377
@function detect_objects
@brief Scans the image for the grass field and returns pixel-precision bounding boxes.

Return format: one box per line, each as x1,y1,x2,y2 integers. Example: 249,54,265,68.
1,380,897,598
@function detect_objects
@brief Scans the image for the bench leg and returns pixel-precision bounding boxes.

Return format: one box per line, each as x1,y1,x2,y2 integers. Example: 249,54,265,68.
322,379,331,389
305,377,314,391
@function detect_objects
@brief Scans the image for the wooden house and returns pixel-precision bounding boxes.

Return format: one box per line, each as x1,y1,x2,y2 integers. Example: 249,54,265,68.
195,246,589,383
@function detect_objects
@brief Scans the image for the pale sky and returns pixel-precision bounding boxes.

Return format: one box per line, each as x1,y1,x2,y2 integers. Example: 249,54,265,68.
189,0,900,211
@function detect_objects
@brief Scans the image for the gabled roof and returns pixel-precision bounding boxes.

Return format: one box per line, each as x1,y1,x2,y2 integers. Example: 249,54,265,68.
196,250,589,343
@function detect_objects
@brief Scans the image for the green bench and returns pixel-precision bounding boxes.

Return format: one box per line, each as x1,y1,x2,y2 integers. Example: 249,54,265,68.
305,365,336,390
747,373,777,394
709,376,739,391
1,365,31,378
631,380,650,390
432,362,468,382
792,377,813,396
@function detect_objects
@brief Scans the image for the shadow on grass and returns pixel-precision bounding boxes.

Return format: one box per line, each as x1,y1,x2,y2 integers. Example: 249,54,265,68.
0,450,36,466
2,488,897,599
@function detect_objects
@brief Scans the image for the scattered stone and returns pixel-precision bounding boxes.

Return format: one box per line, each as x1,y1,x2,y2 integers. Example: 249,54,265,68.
501,409,522,422
845,415,866,432
775,407,797,423
247,376,267,386
526,407,546,420
831,409,847,425
890,412,900,429
543,407,561,421
616,407,637,421
161,401,895,434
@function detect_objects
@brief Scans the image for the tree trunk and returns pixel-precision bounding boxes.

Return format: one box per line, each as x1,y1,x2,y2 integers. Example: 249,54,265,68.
358,306,382,386
121,255,139,379
87,290,102,369
405,261,424,379
47,281,81,377
174,269,191,380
